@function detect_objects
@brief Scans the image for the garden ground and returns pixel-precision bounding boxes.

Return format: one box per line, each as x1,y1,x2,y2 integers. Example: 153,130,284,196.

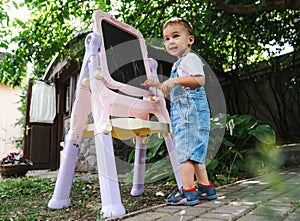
1,166,300,220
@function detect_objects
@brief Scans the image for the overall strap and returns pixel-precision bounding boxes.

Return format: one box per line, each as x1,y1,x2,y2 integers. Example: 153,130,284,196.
171,54,187,73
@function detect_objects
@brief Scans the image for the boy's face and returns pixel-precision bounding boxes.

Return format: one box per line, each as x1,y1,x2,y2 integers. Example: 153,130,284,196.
163,23,194,58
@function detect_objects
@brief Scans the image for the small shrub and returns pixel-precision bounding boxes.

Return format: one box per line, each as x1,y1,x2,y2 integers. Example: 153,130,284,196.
207,114,277,185
127,114,277,186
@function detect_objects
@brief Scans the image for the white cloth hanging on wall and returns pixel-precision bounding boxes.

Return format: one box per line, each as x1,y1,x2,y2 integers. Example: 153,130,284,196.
30,80,56,124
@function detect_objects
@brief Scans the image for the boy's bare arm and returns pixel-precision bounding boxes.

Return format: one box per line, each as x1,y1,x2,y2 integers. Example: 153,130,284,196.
161,75,205,93
173,75,205,88
142,75,205,95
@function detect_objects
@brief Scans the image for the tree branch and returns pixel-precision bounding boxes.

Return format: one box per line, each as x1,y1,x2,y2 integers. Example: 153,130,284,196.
209,0,300,15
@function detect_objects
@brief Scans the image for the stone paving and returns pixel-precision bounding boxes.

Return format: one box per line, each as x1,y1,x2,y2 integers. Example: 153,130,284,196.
26,166,300,221
107,166,300,221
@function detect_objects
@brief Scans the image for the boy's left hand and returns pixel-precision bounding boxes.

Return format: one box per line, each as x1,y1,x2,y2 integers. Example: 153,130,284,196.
161,78,176,95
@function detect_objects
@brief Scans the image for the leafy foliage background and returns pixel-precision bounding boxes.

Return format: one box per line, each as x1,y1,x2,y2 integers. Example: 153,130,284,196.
0,0,299,87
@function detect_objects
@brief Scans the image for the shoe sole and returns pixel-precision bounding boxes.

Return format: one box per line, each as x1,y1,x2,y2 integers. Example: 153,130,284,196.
167,200,200,206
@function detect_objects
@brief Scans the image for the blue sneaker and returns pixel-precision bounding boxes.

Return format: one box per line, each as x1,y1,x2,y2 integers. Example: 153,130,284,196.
167,188,200,206
196,183,217,200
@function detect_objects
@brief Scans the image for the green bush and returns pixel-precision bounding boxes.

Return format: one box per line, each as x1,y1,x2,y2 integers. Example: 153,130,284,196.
126,134,174,184
127,114,278,186
207,114,278,186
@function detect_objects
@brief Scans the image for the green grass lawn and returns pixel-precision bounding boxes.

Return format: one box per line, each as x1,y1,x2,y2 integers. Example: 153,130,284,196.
0,176,103,220
0,175,173,220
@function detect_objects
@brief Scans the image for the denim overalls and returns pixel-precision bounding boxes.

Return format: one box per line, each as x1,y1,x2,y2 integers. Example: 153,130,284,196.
170,55,210,164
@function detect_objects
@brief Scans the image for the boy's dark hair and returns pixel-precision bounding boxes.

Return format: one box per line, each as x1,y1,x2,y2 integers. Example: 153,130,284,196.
163,18,194,35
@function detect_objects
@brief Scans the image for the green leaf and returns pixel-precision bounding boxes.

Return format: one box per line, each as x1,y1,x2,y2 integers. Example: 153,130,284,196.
14,18,25,27
12,1,19,9
127,150,135,163
232,115,252,125
206,159,219,171
235,127,249,139
146,134,165,161
0,42,9,49
249,125,276,144
222,138,235,147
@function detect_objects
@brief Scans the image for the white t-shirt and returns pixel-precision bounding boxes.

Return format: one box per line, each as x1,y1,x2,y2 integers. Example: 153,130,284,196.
174,53,205,77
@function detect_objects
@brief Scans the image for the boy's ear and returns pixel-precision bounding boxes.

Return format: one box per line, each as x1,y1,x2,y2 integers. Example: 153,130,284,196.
188,35,194,47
